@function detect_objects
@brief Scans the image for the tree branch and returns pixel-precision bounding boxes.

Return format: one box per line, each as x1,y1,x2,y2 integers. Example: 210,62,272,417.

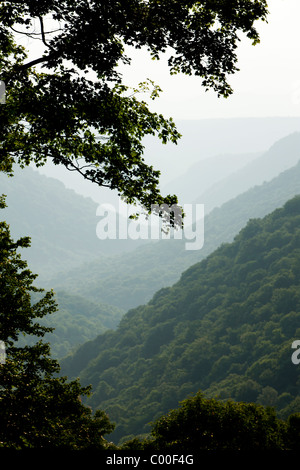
60,157,111,188
38,15,51,49
18,52,58,71
10,26,63,38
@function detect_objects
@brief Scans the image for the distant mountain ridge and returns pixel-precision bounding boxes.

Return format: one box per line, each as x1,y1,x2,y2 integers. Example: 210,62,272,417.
194,132,300,212
162,151,261,204
142,117,300,187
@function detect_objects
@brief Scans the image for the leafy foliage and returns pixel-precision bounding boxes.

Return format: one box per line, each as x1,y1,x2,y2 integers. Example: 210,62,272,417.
124,392,288,450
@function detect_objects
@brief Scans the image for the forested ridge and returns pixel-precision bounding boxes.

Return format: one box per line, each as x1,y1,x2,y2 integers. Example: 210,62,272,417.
61,195,300,444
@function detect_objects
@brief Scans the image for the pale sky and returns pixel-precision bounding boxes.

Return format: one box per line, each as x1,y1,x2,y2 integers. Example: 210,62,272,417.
119,0,300,120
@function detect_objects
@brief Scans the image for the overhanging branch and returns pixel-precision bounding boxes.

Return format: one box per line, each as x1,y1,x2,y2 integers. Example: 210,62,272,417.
18,52,58,71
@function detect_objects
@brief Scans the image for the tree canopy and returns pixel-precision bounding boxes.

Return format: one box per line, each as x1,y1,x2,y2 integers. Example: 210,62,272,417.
0,0,268,219
124,391,288,451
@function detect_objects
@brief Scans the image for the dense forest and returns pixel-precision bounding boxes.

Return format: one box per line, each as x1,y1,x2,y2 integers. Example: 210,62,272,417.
61,195,300,444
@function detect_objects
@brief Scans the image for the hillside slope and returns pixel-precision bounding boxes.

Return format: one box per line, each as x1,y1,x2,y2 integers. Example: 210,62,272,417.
61,195,300,444
18,291,123,359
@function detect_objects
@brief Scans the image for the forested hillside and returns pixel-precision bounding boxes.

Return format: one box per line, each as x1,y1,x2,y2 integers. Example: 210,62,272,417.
48,158,300,311
61,195,300,444
17,291,123,359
